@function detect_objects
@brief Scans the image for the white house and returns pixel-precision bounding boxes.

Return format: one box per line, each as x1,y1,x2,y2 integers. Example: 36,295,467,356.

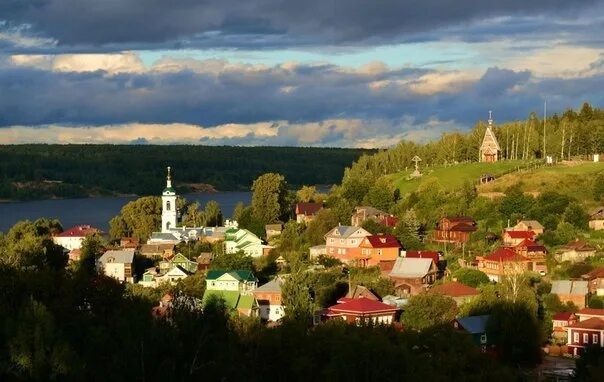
252,278,285,322
53,224,101,250
206,270,258,292
97,249,135,283
224,227,273,258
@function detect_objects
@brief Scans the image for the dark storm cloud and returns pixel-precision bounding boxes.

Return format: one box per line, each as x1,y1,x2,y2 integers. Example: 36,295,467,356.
0,0,600,49
0,62,602,132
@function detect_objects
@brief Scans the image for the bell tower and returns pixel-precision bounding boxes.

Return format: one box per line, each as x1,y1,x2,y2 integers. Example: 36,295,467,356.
161,166,177,232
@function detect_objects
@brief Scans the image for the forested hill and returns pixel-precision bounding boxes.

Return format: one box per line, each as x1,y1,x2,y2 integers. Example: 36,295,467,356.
0,145,374,200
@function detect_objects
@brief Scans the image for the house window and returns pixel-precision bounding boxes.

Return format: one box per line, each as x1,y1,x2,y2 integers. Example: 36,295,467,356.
574,332,579,343
330,239,335,244
593,334,599,344
480,334,487,344
340,239,344,244
351,239,356,245
584,333,589,343
166,201,171,211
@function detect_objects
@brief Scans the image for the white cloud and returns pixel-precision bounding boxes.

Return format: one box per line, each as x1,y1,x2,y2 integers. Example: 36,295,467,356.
10,52,146,74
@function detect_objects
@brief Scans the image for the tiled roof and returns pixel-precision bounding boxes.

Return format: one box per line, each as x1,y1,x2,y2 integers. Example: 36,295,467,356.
363,234,401,248
553,312,573,321
577,308,604,317
504,230,535,239
431,281,479,298
567,317,604,330
551,280,588,296
296,202,322,216
583,267,604,280
562,240,596,252
455,315,490,334
328,297,398,314
483,248,527,262
54,224,101,237
389,257,434,278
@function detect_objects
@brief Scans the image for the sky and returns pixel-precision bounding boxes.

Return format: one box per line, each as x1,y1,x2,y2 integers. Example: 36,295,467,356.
0,1,603,148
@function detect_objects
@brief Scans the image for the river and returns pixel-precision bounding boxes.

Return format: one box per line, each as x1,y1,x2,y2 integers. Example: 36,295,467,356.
0,192,252,233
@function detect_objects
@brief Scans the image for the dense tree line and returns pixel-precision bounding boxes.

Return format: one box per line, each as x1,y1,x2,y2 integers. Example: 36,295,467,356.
0,145,372,200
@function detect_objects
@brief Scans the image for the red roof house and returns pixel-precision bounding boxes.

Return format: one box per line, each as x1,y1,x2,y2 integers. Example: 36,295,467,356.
476,248,529,282
52,224,102,251
502,230,535,246
359,234,402,266
431,281,479,304
566,317,604,356
432,216,477,246
404,250,440,265
295,202,323,223
320,297,399,325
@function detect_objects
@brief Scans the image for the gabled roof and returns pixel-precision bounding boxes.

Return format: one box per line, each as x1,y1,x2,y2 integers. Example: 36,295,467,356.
206,270,257,282
326,225,370,239
328,297,398,314
551,280,588,296
354,206,389,216
54,224,101,237
362,234,402,249
452,222,478,232
567,317,604,330
163,265,191,277
515,239,546,252
515,220,544,230
562,240,596,252
404,250,440,264
455,315,490,334
296,202,322,216
480,126,501,151
445,216,476,224
553,312,574,321
483,248,527,262
254,278,283,293
431,281,479,298
140,243,175,253
149,232,181,241
99,249,134,264
583,267,604,280
504,230,535,239
389,257,434,278
339,285,379,302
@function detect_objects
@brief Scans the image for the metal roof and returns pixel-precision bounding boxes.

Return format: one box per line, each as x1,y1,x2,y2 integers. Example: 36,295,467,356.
389,257,433,278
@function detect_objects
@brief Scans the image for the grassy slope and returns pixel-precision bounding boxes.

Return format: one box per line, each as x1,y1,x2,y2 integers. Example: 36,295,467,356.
478,162,604,203
386,161,526,194
387,160,603,203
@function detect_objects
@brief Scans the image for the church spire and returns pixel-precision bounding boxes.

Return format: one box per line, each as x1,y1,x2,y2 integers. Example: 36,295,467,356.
488,110,493,127
166,166,172,188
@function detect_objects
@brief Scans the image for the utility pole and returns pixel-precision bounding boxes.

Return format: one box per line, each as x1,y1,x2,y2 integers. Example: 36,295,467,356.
543,100,547,159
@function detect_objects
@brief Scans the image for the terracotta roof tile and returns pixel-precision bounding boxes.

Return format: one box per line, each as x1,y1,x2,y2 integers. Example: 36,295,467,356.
484,248,527,262
54,224,101,237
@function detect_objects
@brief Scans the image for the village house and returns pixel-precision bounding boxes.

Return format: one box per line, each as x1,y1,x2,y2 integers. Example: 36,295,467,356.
120,237,139,249
479,112,501,162
476,248,529,282
551,280,589,309
202,270,259,317
196,253,213,273
556,240,597,263
53,224,102,251
431,281,479,305
511,238,548,274
351,206,398,227
319,297,399,325
97,249,135,283
225,227,273,258
589,206,604,231
566,308,604,356
552,312,576,343
432,216,477,246
158,253,198,274
339,285,380,302
140,243,175,258
141,265,191,287
295,202,322,223
358,234,402,267
252,278,284,322
453,315,493,352
309,244,327,261
324,225,371,264
510,220,544,236
388,257,438,296
502,230,535,246
265,223,283,241
582,267,604,296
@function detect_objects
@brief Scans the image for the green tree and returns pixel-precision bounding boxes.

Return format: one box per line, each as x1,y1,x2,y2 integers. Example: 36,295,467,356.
282,270,314,323
296,185,317,202
76,233,106,275
182,202,206,227
233,202,245,221
364,177,395,212
251,173,289,224
402,292,458,330
210,251,254,271
563,202,589,230
305,208,340,246
594,172,604,202
452,268,490,288
109,196,162,242
204,200,223,227
394,209,422,249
